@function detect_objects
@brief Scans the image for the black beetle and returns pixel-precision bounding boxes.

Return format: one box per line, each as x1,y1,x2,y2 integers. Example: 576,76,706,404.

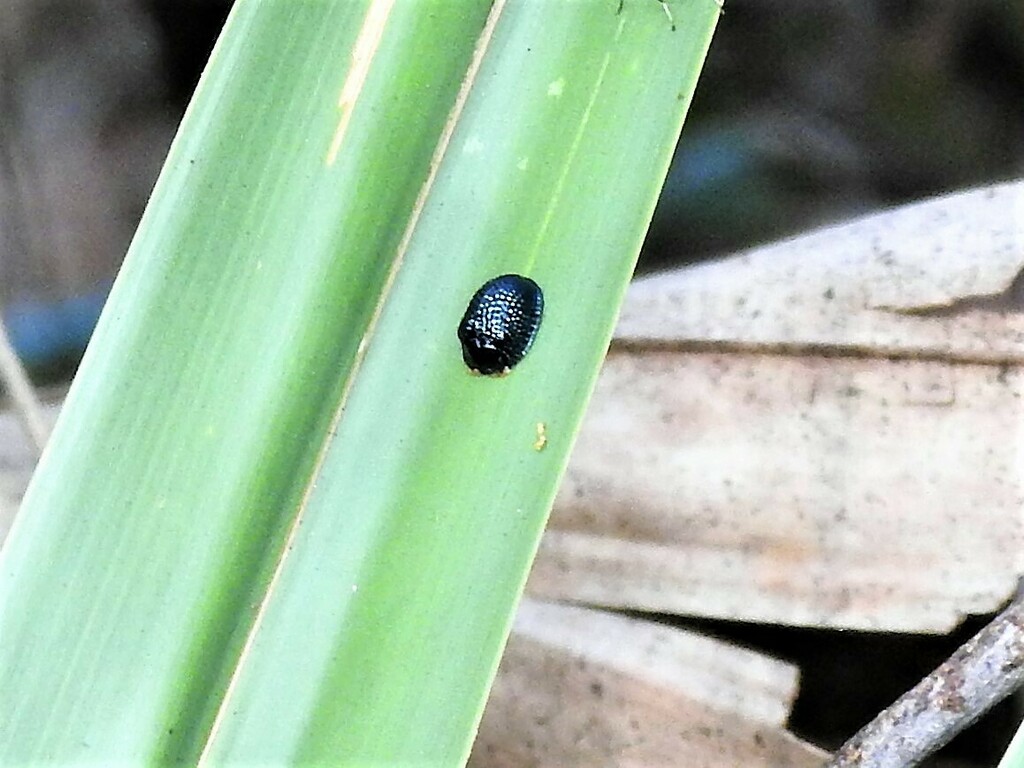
458,274,544,376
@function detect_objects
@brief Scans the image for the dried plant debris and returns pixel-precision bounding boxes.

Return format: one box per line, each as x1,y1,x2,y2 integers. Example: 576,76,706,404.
472,600,826,767
532,182,1024,632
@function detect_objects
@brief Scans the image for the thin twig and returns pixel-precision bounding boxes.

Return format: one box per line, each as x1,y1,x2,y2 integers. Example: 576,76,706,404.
0,317,49,456
826,597,1024,767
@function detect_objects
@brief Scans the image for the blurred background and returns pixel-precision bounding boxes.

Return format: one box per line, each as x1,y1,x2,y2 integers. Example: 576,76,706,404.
1,0,1022,763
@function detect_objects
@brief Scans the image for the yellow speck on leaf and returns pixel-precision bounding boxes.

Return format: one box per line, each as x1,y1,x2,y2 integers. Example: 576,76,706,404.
534,422,548,452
